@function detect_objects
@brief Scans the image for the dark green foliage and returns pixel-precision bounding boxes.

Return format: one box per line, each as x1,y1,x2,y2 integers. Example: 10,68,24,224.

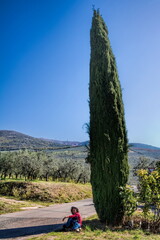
89,10,129,225
119,186,137,218
156,161,160,172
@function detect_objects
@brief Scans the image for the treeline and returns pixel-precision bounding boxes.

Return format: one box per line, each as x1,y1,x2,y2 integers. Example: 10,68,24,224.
0,150,90,183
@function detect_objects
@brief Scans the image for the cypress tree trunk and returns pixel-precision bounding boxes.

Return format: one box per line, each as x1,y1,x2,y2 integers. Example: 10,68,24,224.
89,9,129,226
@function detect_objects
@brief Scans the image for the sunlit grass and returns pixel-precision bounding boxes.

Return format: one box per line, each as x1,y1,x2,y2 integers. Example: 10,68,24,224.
28,215,160,240
28,229,160,240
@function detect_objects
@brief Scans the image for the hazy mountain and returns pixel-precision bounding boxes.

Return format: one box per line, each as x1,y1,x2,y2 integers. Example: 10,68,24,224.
130,143,160,150
0,130,160,153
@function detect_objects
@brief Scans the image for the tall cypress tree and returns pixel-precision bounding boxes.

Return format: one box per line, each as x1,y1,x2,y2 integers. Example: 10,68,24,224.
89,9,129,226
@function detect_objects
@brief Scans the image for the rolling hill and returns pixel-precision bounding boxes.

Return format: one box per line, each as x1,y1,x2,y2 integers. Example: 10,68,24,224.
0,130,160,154
130,143,160,150
0,130,69,151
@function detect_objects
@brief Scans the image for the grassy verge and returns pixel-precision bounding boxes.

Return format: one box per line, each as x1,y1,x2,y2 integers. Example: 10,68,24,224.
0,181,92,214
28,215,160,240
0,181,91,203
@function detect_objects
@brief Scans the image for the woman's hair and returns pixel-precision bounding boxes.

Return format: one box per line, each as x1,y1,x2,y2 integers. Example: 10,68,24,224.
71,206,79,213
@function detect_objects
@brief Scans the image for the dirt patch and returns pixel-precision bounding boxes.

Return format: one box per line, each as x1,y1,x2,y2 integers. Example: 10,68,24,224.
0,197,27,204
0,197,42,207
20,206,41,210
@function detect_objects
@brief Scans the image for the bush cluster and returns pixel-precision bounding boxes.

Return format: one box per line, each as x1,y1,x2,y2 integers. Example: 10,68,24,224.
120,162,160,233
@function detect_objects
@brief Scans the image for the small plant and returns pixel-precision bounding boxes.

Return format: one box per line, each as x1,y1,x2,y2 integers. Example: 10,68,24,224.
137,169,160,220
120,185,138,218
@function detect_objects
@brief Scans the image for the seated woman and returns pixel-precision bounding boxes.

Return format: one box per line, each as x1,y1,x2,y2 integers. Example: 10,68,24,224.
62,206,82,232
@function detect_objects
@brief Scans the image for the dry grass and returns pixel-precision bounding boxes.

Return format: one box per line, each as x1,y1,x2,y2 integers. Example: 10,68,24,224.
0,181,92,203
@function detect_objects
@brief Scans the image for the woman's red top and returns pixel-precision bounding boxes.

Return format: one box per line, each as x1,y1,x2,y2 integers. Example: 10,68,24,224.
67,212,82,226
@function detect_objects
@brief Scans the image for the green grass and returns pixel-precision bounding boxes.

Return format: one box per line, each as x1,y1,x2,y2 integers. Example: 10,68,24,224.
28,215,160,240
28,231,160,240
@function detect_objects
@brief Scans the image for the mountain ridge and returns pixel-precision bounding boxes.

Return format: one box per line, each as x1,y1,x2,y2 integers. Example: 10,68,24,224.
0,130,68,151
0,130,160,151
130,143,160,150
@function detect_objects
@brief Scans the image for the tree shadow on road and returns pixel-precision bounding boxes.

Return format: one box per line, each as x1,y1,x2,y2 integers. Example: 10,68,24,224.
0,223,63,239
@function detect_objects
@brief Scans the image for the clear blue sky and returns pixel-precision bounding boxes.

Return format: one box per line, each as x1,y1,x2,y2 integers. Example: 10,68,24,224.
0,0,160,147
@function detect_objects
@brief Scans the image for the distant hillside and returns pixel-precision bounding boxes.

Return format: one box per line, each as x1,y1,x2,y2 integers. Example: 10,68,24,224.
40,138,81,146
128,143,160,185
1,130,160,153
129,143,160,161
130,143,160,150
0,130,68,151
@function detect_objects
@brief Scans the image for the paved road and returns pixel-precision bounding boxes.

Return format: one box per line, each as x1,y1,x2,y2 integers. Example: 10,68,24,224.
0,198,95,240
